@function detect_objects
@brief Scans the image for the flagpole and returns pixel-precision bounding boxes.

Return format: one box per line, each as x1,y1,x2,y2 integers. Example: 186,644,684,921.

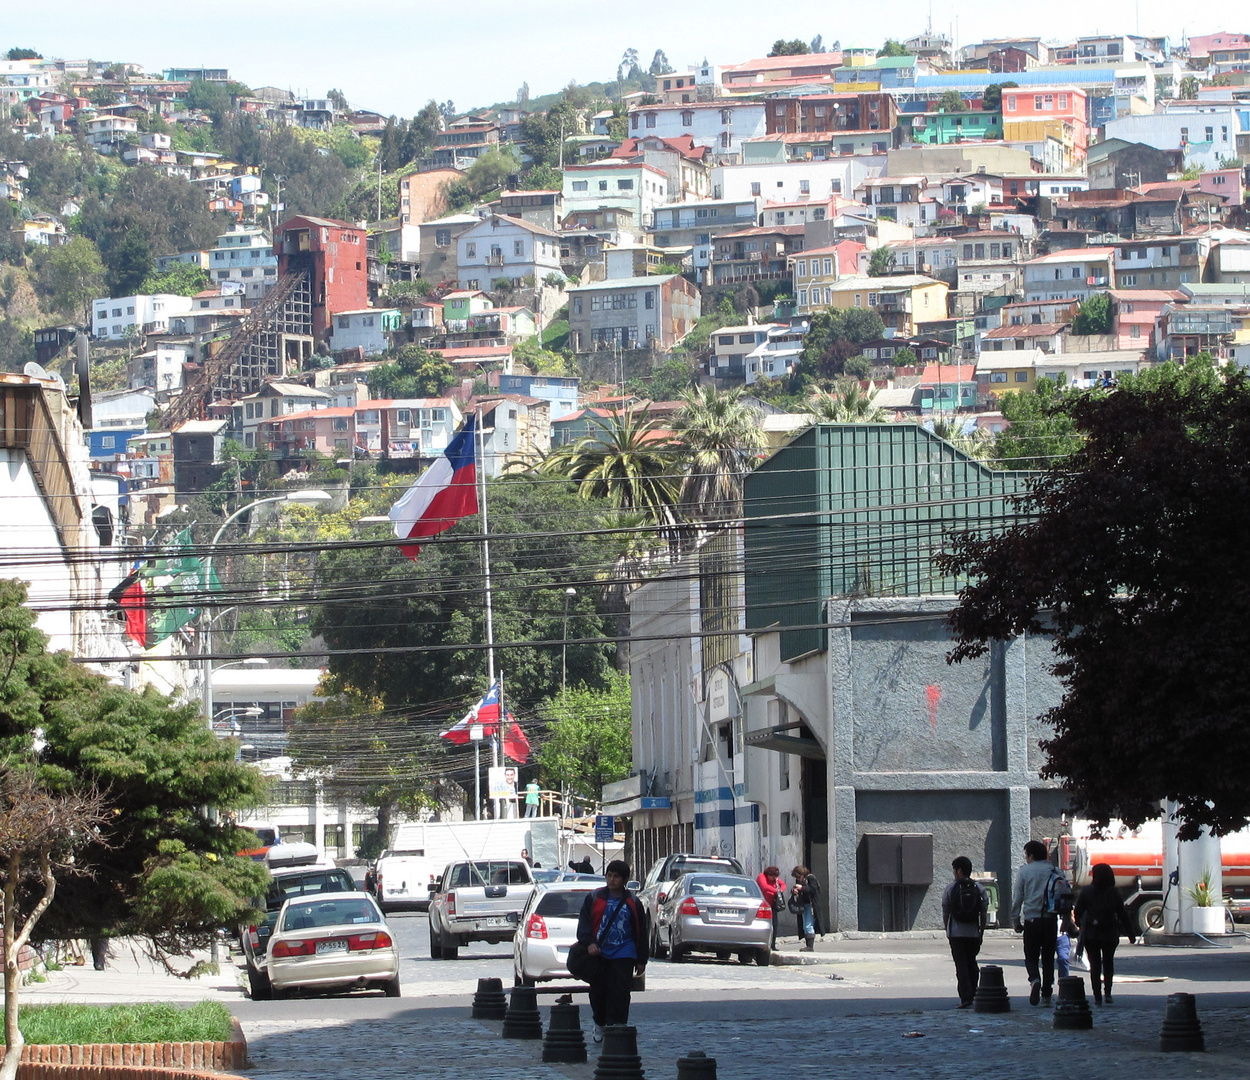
475,407,501,817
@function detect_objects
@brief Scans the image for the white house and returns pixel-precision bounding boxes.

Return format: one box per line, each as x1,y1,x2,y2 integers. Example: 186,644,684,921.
353,397,462,459
84,114,139,152
329,308,402,356
456,215,564,292
627,100,767,159
1023,248,1116,302
712,159,870,206
1104,107,1244,172
92,294,195,341
205,225,280,300
562,162,669,229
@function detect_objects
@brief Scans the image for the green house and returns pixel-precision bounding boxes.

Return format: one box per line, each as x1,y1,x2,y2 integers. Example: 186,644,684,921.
908,110,1003,144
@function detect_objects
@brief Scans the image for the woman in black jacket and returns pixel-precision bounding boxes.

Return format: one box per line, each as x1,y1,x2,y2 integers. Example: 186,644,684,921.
1074,862,1137,1005
789,866,824,951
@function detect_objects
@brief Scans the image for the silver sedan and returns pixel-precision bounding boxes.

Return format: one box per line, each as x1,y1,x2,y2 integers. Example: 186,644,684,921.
654,873,772,966
267,892,400,998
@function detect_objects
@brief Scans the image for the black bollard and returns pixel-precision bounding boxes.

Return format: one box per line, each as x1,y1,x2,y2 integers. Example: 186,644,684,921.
1052,975,1093,1030
972,964,1010,1014
501,984,543,1039
1159,992,1206,1052
675,1050,717,1080
592,1023,645,1080
543,999,588,1063
471,976,507,1020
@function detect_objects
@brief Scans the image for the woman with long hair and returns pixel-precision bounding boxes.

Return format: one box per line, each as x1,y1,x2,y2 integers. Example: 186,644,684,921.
789,865,824,952
1074,862,1137,1004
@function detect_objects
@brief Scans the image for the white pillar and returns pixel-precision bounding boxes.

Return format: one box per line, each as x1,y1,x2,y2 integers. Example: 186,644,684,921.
1178,822,1222,934
1162,801,1181,934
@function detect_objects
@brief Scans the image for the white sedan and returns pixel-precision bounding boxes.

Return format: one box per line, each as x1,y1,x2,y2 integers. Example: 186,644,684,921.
512,880,602,985
267,891,400,998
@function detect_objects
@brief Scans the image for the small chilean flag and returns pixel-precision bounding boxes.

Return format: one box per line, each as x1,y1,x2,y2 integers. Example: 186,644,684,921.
441,680,503,745
389,414,478,560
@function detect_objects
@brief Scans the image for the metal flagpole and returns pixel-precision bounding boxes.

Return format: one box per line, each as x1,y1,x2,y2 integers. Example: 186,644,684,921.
475,408,500,817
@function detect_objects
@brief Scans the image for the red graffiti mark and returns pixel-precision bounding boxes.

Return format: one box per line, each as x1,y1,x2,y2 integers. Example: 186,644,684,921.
925,684,941,733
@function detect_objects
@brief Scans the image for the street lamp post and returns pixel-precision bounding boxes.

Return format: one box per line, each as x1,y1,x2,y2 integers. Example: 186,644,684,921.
201,490,333,724
561,587,577,690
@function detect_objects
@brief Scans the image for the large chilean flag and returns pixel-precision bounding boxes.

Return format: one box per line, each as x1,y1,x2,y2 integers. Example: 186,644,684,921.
389,414,478,560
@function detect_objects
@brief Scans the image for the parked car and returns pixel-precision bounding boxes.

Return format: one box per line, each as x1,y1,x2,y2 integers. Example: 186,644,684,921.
636,853,744,957
266,891,400,998
427,858,536,959
512,880,601,985
241,865,357,1000
653,873,772,966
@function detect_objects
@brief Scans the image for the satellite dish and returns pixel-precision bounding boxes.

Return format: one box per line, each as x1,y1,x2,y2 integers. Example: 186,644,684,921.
23,362,48,379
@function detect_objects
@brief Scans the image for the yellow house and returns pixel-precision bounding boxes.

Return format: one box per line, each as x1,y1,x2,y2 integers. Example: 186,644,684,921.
974,348,1047,397
823,274,949,337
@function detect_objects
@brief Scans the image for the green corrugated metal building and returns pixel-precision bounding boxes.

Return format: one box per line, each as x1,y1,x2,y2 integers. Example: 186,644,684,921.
743,423,1035,661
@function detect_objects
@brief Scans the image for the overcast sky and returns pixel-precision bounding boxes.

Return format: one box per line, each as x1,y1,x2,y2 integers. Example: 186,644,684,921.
26,0,1226,117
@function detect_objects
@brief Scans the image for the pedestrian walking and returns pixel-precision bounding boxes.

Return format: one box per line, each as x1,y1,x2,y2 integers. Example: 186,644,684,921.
521,847,532,866
575,859,648,1044
1074,861,1137,1005
1011,840,1061,1006
756,866,787,948
941,856,988,1008
524,780,541,817
789,865,823,951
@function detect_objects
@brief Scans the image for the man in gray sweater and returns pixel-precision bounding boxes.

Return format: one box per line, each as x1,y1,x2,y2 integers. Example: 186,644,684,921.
1011,839,1057,1005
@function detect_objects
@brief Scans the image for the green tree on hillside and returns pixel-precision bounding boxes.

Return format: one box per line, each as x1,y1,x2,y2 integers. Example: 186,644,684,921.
139,264,211,297
981,83,1018,112
868,247,896,277
991,375,1092,469
1071,293,1112,335
769,39,810,56
878,39,909,57
45,237,105,321
366,344,456,398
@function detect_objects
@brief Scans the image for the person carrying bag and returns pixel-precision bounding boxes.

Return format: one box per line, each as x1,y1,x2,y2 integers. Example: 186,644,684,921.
573,860,647,1043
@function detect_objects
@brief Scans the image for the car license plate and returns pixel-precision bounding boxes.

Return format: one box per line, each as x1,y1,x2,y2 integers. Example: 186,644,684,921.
710,908,739,921
315,939,348,955
484,917,508,927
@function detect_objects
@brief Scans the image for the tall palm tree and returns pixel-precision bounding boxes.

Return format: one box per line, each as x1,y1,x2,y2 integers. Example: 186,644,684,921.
539,406,680,530
806,380,886,424
927,414,995,463
671,385,766,523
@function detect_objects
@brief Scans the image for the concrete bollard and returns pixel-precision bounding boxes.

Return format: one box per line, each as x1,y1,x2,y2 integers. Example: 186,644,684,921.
471,977,507,1020
542,999,587,1063
1052,976,1093,1030
1159,992,1205,1052
501,985,543,1040
675,1049,717,1080
972,965,1010,1013
592,1024,645,1080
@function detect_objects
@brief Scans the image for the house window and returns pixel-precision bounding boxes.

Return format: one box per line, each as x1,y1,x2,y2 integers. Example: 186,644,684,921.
514,240,524,255
572,180,588,191
466,243,476,257
799,179,810,194
338,317,350,329
989,372,1008,382
1015,371,1028,382
823,258,833,275
798,288,808,306
300,419,316,430
617,179,634,190
644,291,654,309
681,110,694,125
599,180,608,191
101,435,115,449
645,113,656,128
631,114,639,129
720,109,731,123
796,260,807,276
573,296,583,314
1007,95,1016,110
750,183,761,196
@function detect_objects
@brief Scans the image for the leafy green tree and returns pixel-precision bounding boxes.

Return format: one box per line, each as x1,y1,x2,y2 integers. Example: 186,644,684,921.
1071,293,1112,335
366,344,456,398
868,247,896,277
981,82,1017,112
519,101,581,169
1178,75,1200,100
672,386,765,521
312,476,618,711
800,307,886,378
0,580,269,960
938,90,965,113
105,230,153,298
992,375,1092,469
649,50,674,76
522,164,562,191
940,358,1250,836
380,279,431,307
327,88,349,112
536,671,632,803
139,264,210,297
329,123,371,169
287,688,460,850
878,39,910,57
893,346,918,367
184,79,234,122
625,356,697,399
5,48,40,60
44,236,104,321
842,355,872,378
806,380,884,423
769,39,810,56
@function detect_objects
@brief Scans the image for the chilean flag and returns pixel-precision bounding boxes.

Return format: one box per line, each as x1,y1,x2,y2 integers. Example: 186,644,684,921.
389,414,478,560
441,683,530,763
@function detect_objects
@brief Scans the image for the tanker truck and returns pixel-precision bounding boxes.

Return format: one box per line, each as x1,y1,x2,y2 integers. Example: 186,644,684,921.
1060,818,1250,934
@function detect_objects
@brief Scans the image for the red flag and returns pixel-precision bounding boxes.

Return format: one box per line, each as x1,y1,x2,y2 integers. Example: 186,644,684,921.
109,568,148,647
502,712,530,764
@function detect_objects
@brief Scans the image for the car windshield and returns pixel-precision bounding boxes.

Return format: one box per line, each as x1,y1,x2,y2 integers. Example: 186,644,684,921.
264,870,355,911
668,858,743,879
684,875,761,898
535,890,596,917
281,897,380,932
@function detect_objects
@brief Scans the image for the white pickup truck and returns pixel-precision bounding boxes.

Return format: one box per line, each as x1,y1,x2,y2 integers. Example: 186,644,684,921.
427,858,535,959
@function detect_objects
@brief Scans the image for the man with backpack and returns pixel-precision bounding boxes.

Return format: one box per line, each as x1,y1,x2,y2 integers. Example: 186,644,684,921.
942,856,989,1007
1011,839,1072,1007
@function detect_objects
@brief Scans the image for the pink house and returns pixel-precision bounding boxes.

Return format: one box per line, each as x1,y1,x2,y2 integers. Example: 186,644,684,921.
1199,168,1245,205
1001,86,1088,155
262,406,356,459
1108,289,1185,350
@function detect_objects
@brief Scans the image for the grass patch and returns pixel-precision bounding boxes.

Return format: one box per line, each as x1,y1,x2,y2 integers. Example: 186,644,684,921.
10,1002,233,1046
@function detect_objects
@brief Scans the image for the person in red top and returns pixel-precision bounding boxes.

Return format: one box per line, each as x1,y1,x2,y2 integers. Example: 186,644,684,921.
575,860,648,1043
756,867,786,947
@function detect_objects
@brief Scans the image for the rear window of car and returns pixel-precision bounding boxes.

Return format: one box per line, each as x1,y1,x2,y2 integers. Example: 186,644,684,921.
447,861,530,887
265,870,355,910
684,875,761,898
668,858,743,878
281,897,379,931
536,890,595,917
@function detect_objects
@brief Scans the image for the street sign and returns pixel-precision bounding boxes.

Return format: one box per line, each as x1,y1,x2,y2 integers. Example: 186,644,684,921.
594,814,615,843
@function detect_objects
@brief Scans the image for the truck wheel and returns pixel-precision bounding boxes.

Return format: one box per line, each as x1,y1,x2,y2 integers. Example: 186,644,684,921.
443,935,459,960
247,965,272,1000
428,926,442,959
1137,898,1165,935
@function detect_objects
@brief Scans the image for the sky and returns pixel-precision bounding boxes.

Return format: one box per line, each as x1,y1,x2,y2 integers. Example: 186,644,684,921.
13,0,1231,117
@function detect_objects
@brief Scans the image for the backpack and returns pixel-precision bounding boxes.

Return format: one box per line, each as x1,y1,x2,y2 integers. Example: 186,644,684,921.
1045,868,1074,916
951,878,982,924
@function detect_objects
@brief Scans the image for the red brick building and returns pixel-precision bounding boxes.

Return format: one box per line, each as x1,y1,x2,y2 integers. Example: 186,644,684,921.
275,215,368,346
